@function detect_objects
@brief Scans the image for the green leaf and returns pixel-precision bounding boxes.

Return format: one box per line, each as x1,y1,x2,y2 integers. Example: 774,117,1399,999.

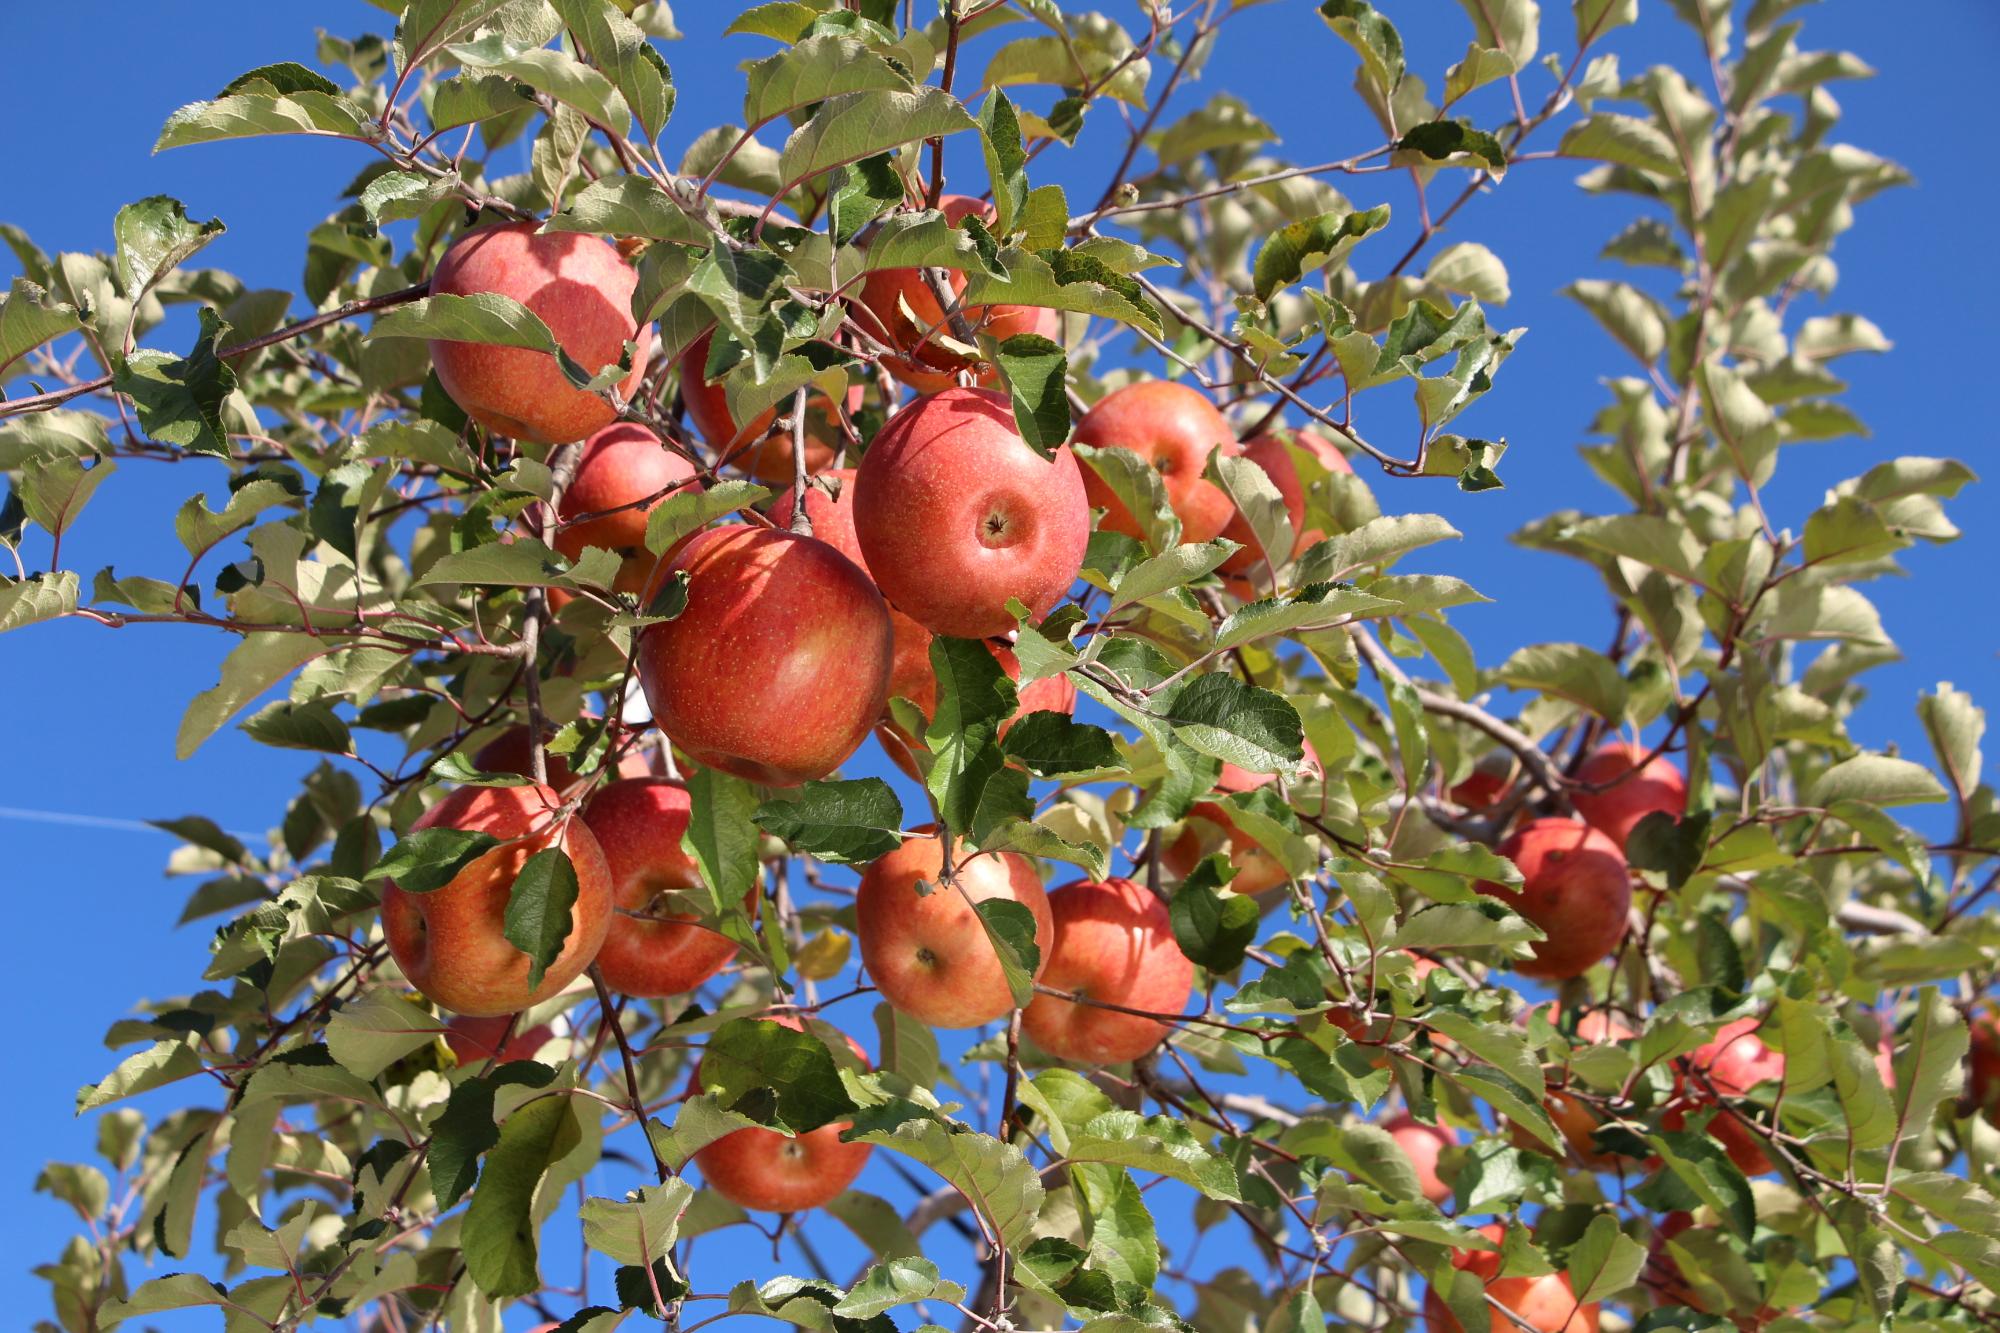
0,571,80,633
979,90,1029,235
999,713,1119,777
1495,642,1628,720
994,333,1070,460
503,847,580,989
1075,443,1181,553
462,1095,582,1297
77,1039,204,1113
415,538,572,589
365,827,502,894
177,631,324,760
1567,1212,1647,1303
19,454,115,540
326,988,444,1079
1386,901,1546,952
549,0,676,140
681,766,761,915
239,700,352,754
1109,540,1237,609
743,33,913,126
1156,672,1305,775
1252,206,1391,302
834,1258,966,1319
1169,856,1257,973
974,897,1042,1009
445,35,632,136
1396,121,1508,174
1561,111,1682,175
643,480,769,556
1892,988,1969,1144
580,1181,695,1266
154,86,370,150
116,308,239,456
545,176,708,244
843,1100,1044,1251
101,1274,232,1324
1213,584,1399,654
700,1017,858,1133
753,779,904,865
960,247,1162,335
1564,279,1668,366
0,276,83,374
1318,0,1406,97
113,196,226,304
1575,0,1638,44
777,87,975,191
1807,753,1948,808
925,637,1017,838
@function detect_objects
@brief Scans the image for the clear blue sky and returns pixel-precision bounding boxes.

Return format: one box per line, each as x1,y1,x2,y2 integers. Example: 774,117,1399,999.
3,2,1994,1327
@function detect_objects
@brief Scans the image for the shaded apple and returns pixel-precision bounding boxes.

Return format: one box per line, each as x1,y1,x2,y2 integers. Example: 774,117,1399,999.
382,783,614,1016
444,1013,556,1066
1663,1017,1786,1175
583,778,752,998
1424,1224,1601,1333
1968,1009,2000,1126
856,831,1053,1029
853,387,1090,638
692,1015,872,1212
427,221,652,444
636,525,892,786
1510,1003,1635,1170
1477,818,1632,980
1383,1113,1459,1206
1022,877,1191,1064
678,328,855,482
472,717,652,792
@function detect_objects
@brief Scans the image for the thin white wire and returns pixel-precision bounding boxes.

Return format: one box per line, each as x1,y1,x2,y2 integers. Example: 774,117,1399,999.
0,806,264,841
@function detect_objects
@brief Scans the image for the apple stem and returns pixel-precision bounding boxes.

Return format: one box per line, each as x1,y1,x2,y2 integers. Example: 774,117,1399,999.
787,389,814,537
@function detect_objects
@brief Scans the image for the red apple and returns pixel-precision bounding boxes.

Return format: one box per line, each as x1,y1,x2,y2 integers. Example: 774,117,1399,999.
1511,1004,1635,1169
1571,741,1688,848
444,1013,557,1066
1217,433,1308,575
692,1015,873,1212
381,783,615,1016
1160,801,1292,897
1022,878,1191,1064
1663,1017,1786,1176
1424,1224,1601,1333
1383,1113,1459,1206
583,778,753,998
427,222,652,445
1477,818,1632,981
637,525,893,786
1073,381,1239,544
1450,752,1516,811
856,831,1054,1029
876,640,1079,780
553,421,702,570
851,194,1062,393
1967,1010,2000,1126
679,328,854,482
853,387,1091,638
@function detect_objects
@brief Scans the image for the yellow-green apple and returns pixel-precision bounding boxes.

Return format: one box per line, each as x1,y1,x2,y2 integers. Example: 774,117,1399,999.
1572,741,1688,848
1383,1113,1459,1206
1476,818,1632,980
1022,878,1190,1064
471,718,651,792
856,831,1053,1029
692,1015,873,1212
444,1013,556,1066
1662,1017,1785,1175
636,525,892,786
382,783,614,1016
1424,1224,1601,1333
582,778,751,998
1073,381,1240,544
678,328,855,481
851,194,1061,393
427,222,651,444
853,387,1090,637
1217,432,1307,576
551,422,702,601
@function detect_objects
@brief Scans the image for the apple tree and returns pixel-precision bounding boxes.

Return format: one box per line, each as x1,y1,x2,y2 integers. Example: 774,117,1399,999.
7,2,1998,1331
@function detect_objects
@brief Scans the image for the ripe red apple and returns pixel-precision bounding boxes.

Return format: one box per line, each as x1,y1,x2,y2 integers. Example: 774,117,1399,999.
679,328,854,482
1510,1004,1635,1169
472,719,652,792
853,387,1090,637
1477,818,1632,981
1424,1224,1601,1333
1968,1010,2000,1126
1663,1017,1786,1175
636,525,892,786
1021,878,1191,1064
1383,1113,1459,1206
1450,752,1516,811
583,778,754,998
856,831,1054,1029
427,222,652,445
553,421,702,577
444,1013,557,1066
851,194,1061,394
692,1015,873,1212
1217,433,1308,575
381,783,614,1016
1571,741,1688,848
1160,802,1292,897
1073,381,1240,544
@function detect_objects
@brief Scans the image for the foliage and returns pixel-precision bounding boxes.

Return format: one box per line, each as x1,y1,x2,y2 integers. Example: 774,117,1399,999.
4,2,1996,1332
